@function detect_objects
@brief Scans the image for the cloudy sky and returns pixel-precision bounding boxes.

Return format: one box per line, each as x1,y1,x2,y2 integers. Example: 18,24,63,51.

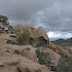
0,0,72,40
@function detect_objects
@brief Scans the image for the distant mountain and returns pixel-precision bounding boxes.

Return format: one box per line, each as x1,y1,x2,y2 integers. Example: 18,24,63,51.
67,37,72,41
52,37,72,48
50,38,64,41
55,38,64,42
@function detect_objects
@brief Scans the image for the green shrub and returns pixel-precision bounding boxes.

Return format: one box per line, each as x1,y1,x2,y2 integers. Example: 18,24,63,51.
32,38,39,44
36,48,51,66
57,56,72,72
15,28,21,33
29,38,39,47
15,28,31,45
58,52,67,58
47,44,57,52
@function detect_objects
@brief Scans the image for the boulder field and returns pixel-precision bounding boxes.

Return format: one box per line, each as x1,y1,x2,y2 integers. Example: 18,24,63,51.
0,34,51,72
0,25,70,72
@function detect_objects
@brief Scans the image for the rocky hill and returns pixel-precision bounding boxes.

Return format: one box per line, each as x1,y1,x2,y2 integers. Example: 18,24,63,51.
52,38,72,47
52,38,72,54
0,24,72,72
0,34,51,72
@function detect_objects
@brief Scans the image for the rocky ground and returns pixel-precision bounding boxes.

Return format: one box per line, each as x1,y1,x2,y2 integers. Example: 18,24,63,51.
0,34,51,72
0,25,71,72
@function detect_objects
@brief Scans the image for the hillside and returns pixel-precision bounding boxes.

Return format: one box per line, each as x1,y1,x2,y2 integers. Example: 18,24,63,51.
0,24,72,72
52,38,72,54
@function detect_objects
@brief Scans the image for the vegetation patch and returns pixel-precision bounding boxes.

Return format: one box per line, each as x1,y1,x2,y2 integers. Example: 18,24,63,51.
15,28,31,45
57,56,72,72
29,38,39,47
47,44,57,52
36,48,51,67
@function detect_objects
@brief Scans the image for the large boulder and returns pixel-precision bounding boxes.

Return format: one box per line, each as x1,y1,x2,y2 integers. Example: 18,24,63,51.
17,58,51,72
0,66,18,72
0,34,38,63
31,26,49,43
1,44,38,63
14,25,50,44
39,47,61,70
56,45,70,56
0,52,51,72
0,53,20,72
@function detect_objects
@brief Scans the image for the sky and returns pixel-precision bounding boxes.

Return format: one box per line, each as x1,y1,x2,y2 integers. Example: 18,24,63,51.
0,0,72,40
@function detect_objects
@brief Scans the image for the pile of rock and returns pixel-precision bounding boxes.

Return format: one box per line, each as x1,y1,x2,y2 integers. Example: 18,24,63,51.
14,24,49,45
0,38,51,72
0,24,71,72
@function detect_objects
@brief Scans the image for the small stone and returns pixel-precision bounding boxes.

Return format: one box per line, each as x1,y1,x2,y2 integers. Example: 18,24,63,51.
0,62,4,67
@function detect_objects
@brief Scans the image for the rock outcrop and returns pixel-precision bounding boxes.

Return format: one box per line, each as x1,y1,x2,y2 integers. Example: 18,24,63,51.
0,44,38,63
14,25,50,44
39,47,61,70
31,26,49,43
0,31,52,72
56,45,70,56
0,46,51,72
17,57,51,72
0,24,71,72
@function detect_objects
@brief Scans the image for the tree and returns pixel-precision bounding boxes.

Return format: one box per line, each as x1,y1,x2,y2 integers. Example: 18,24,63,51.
0,15,9,24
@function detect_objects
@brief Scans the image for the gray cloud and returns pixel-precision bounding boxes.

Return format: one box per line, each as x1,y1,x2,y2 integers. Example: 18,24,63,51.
37,0,72,32
0,0,72,35
0,0,55,20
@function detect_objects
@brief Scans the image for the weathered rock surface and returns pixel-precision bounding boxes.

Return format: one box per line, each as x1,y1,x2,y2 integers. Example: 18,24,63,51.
0,52,51,72
39,47,61,69
0,34,38,63
56,45,70,56
0,33,52,72
0,44,38,63
14,25,50,44
0,53,20,72
1,24,71,72
31,26,49,43
66,46,72,54
17,58,51,72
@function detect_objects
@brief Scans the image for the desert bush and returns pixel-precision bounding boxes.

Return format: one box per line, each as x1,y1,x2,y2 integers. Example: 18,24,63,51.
29,38,39,47
15,28,31,45
58,52,67,58
32,38,39,44
47,44,57,52
57,56,72,72
36,48,51,66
